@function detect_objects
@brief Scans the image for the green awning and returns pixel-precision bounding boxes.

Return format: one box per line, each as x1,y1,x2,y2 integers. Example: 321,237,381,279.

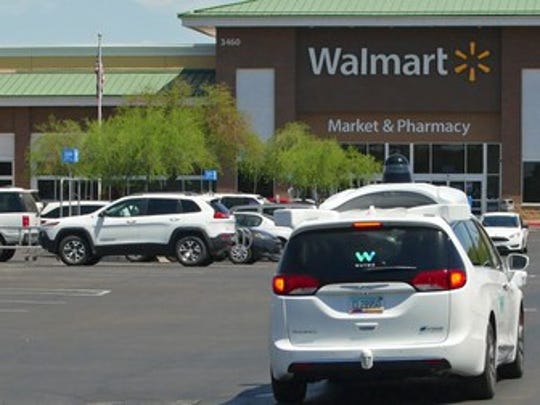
0,70,215,97
181,0,540,17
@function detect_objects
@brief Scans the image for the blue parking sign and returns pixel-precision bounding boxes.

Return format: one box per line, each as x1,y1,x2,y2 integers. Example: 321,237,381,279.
203,169,217,181
62,148,79,164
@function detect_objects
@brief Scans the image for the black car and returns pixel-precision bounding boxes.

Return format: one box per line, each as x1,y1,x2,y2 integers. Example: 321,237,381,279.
229,227,282,264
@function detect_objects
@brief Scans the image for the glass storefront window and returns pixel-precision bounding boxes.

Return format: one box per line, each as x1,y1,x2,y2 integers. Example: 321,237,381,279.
0,161,12,175
388,144,410,162
487,175,500,200
523,162,540,203
413,144,430,174
367,144,385,163
466,144,483,174
487,144,500,174
432,144,465,173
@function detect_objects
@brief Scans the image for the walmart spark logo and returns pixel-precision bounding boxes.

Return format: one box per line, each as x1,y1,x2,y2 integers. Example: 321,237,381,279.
454,41,491,83
355,251,376,263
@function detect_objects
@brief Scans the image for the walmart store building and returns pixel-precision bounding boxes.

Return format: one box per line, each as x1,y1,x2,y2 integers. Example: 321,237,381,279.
181,0,540,214
3,0,540,215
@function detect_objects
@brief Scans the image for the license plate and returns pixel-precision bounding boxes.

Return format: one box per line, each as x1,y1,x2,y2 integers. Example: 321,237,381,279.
350,296,384,314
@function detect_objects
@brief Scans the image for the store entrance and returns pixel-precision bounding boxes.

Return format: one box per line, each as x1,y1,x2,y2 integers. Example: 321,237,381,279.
414,174,485,215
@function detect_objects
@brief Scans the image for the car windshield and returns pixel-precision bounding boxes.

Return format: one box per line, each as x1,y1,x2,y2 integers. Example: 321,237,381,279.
279,225,463,284
482,216,519,228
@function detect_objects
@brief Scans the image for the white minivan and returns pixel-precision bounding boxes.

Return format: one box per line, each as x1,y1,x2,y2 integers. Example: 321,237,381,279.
270,184,529,402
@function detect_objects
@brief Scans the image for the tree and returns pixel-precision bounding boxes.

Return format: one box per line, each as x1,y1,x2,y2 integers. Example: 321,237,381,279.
267,122,382,200
27,118,87,177
199,83,263,175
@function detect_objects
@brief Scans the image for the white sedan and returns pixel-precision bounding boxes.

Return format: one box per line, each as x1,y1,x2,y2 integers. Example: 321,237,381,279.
481,212,529,254
233,212,292,243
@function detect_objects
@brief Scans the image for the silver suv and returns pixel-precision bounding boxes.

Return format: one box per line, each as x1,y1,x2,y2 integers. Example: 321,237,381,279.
0,187,40,262
39,193,235,266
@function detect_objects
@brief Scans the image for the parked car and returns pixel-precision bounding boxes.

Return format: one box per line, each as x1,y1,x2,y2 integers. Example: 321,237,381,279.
229,227,281,264
481,212,529,254
0,187,40,262
39,200,109,224
210,193,268,210
233,212,292,243
270,183,529,402
230,202,316,218
39,193,235,266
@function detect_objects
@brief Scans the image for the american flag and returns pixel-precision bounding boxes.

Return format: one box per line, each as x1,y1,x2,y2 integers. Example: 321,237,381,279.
95,33,104,122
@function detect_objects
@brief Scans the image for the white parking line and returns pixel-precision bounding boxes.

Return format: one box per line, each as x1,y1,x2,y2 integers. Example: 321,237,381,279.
524,307,537,313
0,288,110,297
0,300,66,305
0,309,28,313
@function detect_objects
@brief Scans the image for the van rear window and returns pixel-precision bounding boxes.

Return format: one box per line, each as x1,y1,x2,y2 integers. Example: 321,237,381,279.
279,225,463,284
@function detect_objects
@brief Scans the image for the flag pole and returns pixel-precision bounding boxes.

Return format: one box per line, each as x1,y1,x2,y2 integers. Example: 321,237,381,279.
96,32,103,125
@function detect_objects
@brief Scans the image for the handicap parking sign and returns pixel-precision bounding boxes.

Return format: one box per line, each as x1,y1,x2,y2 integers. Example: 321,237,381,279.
203,169,218,181
62,148,79,164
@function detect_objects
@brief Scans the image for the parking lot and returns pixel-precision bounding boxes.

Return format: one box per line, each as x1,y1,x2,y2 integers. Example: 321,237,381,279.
1,234,540,404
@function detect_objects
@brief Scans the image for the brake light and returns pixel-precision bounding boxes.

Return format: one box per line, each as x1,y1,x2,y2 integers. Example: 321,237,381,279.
214,211,230,219
272,274,319,295
22,215,30,227
352,221,382,229
411,269,467,291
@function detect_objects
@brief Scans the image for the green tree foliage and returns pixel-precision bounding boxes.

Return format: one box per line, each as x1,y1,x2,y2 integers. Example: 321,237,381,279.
199,83,262,173
268,122,382,199
28,82,379,199
27,118,86,176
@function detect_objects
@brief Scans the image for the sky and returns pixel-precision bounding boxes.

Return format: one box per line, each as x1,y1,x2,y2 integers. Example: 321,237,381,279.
0,0,238,46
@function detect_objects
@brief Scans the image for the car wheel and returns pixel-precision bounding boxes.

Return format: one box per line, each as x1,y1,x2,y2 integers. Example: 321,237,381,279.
467,322,497,399
0,238,15,262
271,373,307,403
125,254,157,262
229,243,253,264
58,235,91,266
499,310,524,379
175,236,209,266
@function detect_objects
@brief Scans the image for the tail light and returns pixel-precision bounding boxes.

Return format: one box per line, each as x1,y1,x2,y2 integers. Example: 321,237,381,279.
22,215,30,227
352,221,382,229
273,274,319,295
214,211,230,219
411,269,467,291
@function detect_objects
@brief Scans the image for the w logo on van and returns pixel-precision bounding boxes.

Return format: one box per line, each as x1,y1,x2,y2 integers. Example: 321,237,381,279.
355,251,376,263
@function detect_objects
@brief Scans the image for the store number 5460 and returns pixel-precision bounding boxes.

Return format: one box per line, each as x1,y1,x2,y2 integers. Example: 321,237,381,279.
220,38,241,46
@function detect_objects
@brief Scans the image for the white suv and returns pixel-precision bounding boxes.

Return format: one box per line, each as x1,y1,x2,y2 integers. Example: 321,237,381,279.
39,193,235,266
270,185,529,402
0,187,40,262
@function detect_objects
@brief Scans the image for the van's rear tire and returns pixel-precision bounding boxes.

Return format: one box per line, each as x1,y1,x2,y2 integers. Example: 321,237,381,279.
467,322,497,399
271,374,307,403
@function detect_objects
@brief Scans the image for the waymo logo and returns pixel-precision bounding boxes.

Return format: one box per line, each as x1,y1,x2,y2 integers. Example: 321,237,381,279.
308,42,491,82
355,251,376,263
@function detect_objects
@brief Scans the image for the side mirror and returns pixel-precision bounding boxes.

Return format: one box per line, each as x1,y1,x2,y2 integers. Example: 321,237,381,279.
507,253,529,271
523,223,529,229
